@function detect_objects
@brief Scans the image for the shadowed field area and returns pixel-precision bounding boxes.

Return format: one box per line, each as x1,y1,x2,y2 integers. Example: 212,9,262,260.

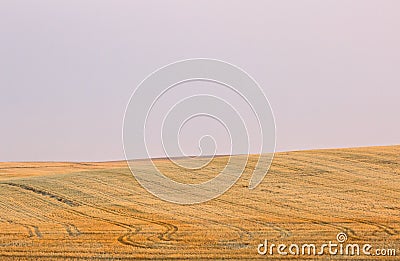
0,146,399,260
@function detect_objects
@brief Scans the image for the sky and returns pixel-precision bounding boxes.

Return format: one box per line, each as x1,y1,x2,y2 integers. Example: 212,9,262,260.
0,0,399,162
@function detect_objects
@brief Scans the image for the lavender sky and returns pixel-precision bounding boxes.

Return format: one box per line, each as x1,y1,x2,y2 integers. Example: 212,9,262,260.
1,1,399,162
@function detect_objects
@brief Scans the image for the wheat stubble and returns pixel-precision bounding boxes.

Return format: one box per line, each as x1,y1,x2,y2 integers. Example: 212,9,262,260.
0,145,399,260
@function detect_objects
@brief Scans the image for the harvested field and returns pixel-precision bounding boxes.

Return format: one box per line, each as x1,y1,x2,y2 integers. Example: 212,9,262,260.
0,145,399,260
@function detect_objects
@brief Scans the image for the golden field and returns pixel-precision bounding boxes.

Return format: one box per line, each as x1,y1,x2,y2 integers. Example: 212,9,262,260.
0,145,399,260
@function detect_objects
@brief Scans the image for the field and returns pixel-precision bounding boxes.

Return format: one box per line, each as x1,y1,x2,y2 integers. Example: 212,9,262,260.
0,145,399,260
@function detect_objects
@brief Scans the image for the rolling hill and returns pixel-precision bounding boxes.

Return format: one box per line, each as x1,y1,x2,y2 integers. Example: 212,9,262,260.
0,145,399,260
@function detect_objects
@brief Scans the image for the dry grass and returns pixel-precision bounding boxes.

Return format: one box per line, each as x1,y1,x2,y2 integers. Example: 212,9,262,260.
0,145,399,260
